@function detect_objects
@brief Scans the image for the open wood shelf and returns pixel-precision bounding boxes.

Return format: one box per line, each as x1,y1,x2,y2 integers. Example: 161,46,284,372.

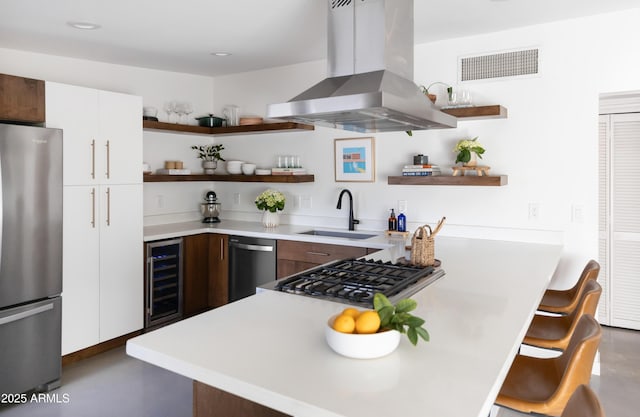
388,175,508,186
143,120,314,136
144,174,315,183
441,105,507,120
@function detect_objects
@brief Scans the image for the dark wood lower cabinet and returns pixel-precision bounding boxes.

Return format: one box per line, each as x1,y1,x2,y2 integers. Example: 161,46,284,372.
193,381,289,417
183,233,229,316
276,240,371,279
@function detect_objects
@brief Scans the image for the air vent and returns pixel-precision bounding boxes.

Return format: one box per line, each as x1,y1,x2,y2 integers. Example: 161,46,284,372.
331,0,352,9
460,48,539,81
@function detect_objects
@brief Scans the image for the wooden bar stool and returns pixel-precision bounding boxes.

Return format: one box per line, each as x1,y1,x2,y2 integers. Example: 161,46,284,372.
561,384,606,417
495,314,602,416
538,260,599,315
524,280,602,351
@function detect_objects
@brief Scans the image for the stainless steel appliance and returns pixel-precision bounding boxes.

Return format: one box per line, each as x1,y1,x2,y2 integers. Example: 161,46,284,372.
0,123,63,394
200,190,221,223
229,236,276,302
267,0,457,133
145,238,183,329
273,258,445,308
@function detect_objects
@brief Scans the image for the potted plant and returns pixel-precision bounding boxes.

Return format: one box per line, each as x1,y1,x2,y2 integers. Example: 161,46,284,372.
453,137,485,166
191,144,225,174
255,189,285,228
420,82,453,104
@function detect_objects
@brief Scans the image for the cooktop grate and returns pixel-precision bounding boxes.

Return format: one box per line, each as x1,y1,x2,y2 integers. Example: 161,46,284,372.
275,258,442,307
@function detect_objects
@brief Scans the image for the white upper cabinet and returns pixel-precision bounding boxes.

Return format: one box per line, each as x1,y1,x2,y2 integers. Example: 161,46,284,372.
46,82,142,186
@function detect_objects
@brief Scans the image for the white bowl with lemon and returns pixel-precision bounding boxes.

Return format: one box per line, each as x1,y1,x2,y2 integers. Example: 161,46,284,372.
325,307,401,359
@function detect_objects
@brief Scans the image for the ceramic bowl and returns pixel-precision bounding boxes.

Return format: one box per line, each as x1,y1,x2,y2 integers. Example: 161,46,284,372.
143,106,158,117
226,160,243,174
325,315,400,359
255,169,271,176
241,163,256,175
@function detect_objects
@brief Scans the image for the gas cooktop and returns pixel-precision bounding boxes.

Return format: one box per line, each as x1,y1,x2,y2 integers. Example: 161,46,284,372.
274,258,445,308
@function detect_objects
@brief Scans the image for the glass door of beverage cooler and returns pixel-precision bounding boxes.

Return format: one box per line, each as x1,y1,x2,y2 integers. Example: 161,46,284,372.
145,238,183,329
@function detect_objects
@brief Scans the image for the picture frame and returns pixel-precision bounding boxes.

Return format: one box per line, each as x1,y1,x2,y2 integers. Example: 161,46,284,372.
334,137,376,182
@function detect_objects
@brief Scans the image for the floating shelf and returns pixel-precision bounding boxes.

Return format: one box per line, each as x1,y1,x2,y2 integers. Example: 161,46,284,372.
388,175,508,186
441,105,507,120
144,174,315,183
143,120,314,136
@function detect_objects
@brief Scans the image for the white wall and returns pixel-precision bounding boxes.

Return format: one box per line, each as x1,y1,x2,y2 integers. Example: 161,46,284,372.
209,9,640,288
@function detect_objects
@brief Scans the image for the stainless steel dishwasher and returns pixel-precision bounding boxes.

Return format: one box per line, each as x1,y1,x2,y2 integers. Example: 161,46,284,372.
228,235,276,302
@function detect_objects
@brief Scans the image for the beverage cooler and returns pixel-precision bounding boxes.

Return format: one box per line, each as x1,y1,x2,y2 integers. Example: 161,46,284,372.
145,238,183,329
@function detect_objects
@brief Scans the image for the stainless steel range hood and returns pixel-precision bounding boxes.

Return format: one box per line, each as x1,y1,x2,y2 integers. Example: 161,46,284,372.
267,0,456,133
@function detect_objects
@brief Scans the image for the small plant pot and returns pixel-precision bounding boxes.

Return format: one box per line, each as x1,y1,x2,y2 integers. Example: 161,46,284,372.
202,160,217,174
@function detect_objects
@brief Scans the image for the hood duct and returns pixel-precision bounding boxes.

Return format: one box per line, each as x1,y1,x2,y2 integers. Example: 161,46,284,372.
267,0,456,133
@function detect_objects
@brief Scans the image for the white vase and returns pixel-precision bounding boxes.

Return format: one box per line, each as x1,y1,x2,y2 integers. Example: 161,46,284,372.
202,160,217,174
262,210,280,228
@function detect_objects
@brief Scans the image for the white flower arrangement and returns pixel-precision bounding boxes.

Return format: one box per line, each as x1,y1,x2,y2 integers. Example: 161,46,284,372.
453,137,485,164
255,189,285,213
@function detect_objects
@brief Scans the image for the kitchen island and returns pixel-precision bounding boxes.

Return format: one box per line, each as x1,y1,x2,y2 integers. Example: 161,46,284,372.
127,236,562,417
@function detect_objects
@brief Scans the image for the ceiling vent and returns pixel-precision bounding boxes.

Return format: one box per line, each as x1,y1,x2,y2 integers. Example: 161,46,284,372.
459,48,539,82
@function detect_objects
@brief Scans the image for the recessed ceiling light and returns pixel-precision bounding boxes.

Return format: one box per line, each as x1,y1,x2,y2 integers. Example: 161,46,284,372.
211,52,231,57
67,21,101,30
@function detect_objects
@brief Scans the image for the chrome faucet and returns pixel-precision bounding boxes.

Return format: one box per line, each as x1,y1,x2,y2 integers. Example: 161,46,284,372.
336,189,359,231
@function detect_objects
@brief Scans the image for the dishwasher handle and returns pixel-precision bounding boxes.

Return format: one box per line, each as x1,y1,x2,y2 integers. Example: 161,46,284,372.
230,241,274,252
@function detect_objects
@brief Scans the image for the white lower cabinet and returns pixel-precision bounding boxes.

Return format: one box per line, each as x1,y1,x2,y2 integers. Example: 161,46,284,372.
62,184,143,355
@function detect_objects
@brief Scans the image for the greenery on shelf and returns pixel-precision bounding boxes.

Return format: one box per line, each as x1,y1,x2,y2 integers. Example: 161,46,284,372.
191,144,225,161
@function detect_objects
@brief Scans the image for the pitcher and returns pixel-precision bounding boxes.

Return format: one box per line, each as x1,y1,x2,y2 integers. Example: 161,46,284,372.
223,105,239,126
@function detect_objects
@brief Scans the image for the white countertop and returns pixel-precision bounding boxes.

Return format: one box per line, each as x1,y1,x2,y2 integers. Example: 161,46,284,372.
127,236,563,417
144,219,397,249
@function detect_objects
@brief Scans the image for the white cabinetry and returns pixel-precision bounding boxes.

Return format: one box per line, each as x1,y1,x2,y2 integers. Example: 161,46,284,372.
46,82,143,355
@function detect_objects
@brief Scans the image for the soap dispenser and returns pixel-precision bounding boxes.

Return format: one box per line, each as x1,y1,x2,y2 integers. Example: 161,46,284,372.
397,211,406,232
388,209,397,231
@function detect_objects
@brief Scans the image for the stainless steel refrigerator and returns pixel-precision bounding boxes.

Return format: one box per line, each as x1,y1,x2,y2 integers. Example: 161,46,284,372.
0,123,63,394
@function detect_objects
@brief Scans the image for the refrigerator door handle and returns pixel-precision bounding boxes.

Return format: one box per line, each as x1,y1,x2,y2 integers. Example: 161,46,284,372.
91,139,96,180
0,303,54,326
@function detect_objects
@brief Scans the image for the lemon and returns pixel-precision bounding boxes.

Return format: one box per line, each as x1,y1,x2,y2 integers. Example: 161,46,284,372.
341,307,361,319
355,310,381,334
333,314,356,333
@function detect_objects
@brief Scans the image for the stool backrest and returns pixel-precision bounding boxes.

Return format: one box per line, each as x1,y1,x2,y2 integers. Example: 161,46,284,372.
567,260,600,301
561,384,606,417
554,315,602,410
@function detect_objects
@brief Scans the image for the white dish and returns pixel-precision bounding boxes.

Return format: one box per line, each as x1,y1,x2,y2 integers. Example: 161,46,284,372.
226,160,243,174
255,169,271,175
241,163,256,175
325,315,400,359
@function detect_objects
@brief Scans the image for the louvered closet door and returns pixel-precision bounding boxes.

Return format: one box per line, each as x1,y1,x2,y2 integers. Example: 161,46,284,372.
609,113,640,330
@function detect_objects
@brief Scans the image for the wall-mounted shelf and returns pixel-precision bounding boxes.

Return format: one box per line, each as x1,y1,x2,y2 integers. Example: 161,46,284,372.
441,105,507,120
388,175,508,186
142,120,314,136
144,174,315,183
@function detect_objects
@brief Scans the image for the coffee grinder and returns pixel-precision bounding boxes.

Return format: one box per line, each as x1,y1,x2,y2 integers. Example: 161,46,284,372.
200,191,221,223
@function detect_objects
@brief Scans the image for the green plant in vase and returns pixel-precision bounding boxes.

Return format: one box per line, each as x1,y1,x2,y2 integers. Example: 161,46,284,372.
453,137,485,166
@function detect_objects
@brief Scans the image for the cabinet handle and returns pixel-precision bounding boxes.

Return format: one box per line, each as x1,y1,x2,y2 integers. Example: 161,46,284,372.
105,140,111,179
220,238,224,260
90,188,96,228
91,139,96,180
106,187,111,226
306,251,330,257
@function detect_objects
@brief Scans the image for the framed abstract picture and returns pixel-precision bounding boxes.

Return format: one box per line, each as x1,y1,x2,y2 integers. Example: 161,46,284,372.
334,137,375,182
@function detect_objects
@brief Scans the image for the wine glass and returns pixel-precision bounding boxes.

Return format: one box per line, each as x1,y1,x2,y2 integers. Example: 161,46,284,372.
183,102,193,125
174,102,185,124
163,101,175,123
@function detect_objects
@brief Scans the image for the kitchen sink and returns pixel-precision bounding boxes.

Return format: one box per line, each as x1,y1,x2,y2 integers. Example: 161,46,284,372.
297,230,377,240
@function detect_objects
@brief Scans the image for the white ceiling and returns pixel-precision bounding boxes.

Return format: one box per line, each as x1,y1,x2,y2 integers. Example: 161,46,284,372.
1,0,638,77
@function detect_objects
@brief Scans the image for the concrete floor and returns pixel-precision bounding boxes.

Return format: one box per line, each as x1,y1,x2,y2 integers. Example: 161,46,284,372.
0,325,638,417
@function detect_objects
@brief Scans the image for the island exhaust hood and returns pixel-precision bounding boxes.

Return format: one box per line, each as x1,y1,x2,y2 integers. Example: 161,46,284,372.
266,0,456,133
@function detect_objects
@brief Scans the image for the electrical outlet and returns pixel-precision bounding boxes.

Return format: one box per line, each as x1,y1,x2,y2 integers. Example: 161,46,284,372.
398,200,407,213
156,194,164,209
301,195,312,209
528,203,539,221
233,193,240,205
572,204,584,223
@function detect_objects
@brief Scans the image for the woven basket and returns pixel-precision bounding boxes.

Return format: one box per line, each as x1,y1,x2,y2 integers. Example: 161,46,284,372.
410,225,435,267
